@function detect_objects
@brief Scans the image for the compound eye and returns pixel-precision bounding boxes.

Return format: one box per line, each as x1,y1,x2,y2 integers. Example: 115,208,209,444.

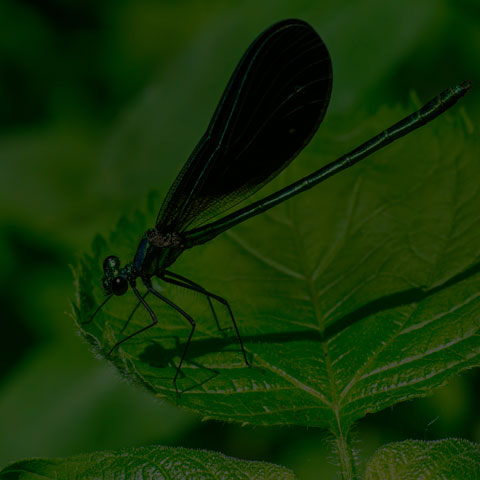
112,276,128,296
103,255,120,272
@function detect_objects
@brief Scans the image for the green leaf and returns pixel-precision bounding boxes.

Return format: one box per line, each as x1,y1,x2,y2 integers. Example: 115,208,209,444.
0,445,295,480
364,438,480,479
75,103,480,432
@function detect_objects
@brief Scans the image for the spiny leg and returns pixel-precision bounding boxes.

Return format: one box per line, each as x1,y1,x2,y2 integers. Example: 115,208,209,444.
82,294,113,325
108,283,157,356
121,291,150,333
161,270,222,330
145,279,195,392
161,270,251,368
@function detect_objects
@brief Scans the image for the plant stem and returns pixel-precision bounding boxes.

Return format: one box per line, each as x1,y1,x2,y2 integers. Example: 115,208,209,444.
334,423,357,480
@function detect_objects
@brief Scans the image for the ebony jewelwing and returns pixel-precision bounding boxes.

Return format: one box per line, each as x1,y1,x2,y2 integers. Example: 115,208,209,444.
86,18,470,392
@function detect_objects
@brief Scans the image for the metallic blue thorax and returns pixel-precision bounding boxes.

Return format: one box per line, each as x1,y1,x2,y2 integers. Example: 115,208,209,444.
133,235,149,272
133,234,183,276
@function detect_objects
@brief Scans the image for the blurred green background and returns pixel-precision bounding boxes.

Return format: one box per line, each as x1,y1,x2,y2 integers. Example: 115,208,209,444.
1,0,479,478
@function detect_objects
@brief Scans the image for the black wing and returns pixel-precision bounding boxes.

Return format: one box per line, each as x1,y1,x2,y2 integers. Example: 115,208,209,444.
156,18,333,232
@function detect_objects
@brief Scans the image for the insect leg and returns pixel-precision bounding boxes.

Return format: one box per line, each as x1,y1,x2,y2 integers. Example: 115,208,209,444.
160,270,222,330
121,291,150,333
144,279,195,392
82,294,113,325
108,283,157,356
161,270,251,368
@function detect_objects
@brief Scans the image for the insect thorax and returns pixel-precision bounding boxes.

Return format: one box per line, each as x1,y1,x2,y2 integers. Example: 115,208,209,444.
146,228,183,248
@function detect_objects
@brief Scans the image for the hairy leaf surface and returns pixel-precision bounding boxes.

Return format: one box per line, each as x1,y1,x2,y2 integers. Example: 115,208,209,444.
0,446,294,480
364,439,480,479
75,105,480,432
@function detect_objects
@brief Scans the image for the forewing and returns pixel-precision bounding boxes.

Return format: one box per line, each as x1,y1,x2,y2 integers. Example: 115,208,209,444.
156,19,332,232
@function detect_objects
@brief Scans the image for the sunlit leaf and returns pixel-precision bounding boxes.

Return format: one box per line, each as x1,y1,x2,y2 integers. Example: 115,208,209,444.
75,93,479,434
364,439,480,479
0,445,295,480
